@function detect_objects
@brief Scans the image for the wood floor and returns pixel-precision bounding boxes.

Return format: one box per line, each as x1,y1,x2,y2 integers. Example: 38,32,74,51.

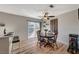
12,38,69,54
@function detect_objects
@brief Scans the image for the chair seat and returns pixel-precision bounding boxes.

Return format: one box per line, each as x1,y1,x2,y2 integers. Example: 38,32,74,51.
49,39,56,43
12,40,20,43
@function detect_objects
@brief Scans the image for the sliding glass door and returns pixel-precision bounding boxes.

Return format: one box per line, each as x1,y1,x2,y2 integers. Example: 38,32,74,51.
28,21,40,39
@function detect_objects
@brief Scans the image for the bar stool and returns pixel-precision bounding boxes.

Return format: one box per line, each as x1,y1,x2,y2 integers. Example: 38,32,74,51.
12,36,20,53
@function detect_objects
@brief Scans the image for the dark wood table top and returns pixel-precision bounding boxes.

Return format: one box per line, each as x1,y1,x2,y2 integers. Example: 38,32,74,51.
40,35,54,38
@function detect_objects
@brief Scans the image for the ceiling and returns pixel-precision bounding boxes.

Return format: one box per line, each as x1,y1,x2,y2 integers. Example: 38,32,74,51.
0,4,79,19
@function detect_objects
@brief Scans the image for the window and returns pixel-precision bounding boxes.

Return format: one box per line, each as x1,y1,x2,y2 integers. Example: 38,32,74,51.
28,21,40,39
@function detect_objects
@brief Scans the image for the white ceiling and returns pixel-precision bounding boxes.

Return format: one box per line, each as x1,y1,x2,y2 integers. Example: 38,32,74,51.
0,4,79,19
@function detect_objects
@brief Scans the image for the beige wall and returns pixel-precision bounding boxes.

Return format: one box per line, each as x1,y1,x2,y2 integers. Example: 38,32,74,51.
0,12,40,41
0,12,41,54
0,9,79,48
57,9,79,45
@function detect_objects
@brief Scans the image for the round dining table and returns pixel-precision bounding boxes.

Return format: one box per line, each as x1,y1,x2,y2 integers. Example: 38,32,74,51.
40,34,55,48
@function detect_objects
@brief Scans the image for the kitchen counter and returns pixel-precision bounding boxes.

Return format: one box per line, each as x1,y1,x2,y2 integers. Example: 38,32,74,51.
0,36,13,54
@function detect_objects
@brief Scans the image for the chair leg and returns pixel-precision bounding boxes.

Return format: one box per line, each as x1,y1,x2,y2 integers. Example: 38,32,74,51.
11,43,13,54
37,42,38,46
40,42,42,48
19,42,20,53
37,41,41,48
55,43,58,49
50,43,54,50
37,41,39,46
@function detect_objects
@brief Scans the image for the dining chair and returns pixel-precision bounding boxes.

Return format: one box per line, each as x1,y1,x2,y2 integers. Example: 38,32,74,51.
49,32,58,49
12,36,20,53
67,34,78,54
37,30,46,48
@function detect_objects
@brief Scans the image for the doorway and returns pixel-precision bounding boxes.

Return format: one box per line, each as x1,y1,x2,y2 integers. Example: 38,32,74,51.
50,19,58,33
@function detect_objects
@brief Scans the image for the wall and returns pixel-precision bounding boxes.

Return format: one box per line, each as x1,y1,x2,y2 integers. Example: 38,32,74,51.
57,9,79,45
0,12,40,42
0,9,79,46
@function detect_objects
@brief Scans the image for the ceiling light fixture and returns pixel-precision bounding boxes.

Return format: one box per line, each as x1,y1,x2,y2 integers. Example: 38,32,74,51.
49,4,54,8
39,5,55,20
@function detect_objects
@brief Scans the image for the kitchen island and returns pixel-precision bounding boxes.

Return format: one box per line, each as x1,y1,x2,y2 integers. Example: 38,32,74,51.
0,36,13,54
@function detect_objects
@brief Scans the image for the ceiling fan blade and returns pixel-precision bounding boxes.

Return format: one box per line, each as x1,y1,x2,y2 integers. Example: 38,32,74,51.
48,16,55,17
38,16,43,17
44,12,48,17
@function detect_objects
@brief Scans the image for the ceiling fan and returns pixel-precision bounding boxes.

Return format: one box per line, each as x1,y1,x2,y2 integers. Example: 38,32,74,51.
39,5,55,20
43,12,55,20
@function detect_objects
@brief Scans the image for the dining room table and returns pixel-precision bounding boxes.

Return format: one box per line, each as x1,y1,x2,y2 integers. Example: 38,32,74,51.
40,34,55,48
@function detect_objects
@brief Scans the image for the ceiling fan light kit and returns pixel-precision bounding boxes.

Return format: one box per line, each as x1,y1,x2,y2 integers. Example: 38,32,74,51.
40,4,55,21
